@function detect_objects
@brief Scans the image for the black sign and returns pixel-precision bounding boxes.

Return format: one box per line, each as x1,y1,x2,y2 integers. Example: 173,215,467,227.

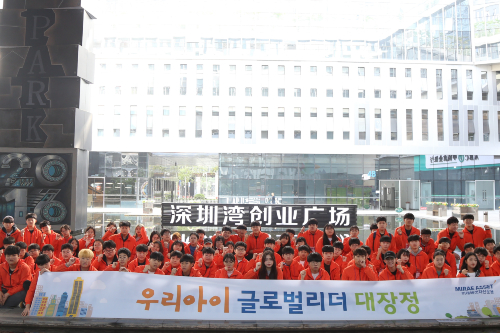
161,203,357,228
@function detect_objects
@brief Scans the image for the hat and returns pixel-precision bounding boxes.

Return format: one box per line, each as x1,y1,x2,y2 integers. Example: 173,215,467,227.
384,251,396,259
204,238,213,244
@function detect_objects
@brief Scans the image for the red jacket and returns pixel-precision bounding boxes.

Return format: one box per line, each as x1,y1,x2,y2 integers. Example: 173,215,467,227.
321,261,341,280
243,267,283,280
128,258,149,273
461,226,493,249
490,261,500,276
20,255,34,274
300,267,330,280
457,271,485,278
245,232,269,255
315,236,341,255
281,261,304,280
42,231,58,248
298,230,324,250
175,268,202,277
134,266,164,275
421,263,453,279
341,265,378,281
0,227,23,246
408,250,430,278
0,261,31,296
55,264,97,272
215,268,243,279
394,226,421,251
342,237,363,256
53,236,72,257
134,228,149,246
197,260,219,278
420,239,436,262
365,230,397,254
105,232,137,259
23,227,44,248
78,238,95,250
92,255,117,271
437,228,464,253
235,258,251,275
25,270,40,305
378,266,414,281
230,234,245,244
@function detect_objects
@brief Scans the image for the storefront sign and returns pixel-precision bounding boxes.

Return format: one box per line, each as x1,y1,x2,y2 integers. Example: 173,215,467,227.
425,155,499,169
161,203,357,227
31,272,500,320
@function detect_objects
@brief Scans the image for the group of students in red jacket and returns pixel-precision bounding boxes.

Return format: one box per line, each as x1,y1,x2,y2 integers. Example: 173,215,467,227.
0,212,498,316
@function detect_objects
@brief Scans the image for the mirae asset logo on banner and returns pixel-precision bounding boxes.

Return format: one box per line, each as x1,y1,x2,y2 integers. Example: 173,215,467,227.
161,203,357,228
31,272,500,320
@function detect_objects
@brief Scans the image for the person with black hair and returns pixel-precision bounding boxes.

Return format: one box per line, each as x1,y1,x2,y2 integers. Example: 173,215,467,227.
133,224,149,246
320,245,341,280
244,249,283,279
407,234,429,279
92,240,117,271
170,240,186,258
136,251,165,275
365,217,397,253
162,251,182,275
196,229,206,246
212,226,233,246
187,232,200,256
78,226,96,250
394,213,420,252
421,250,452,279
459,243,475,268
245,221,269,259
285,229,296,248
213,236,225,255
315,224,340,255
215,253,243,279
342,226,363,256
54,224,72,257
279,246,304,280
41,244,62,270
299,253,329,280
102,221,137,259
378,251,413,281
275,233,292,257
105,248,131,272
230,225,247,244
483,238,496,261
342,248,378,281
0,216,22,246
15,242,34,274
54,249,97,272
172,254,202,277
436,237,457,277
22,213,43,248
128,244,150,272
491,245,500,276
233,242,250,275
474,247,492,276
263,238,282,263
420,228,435,262
160,229,172,252
344,238,361,263
457,252,483,278
148,231,160,246
27,244,40,261
0,245,31,308
293,245,311,270
369,223,378,233
299,218,324,251
332,241,347,270
67,238,80,257
437,216,464,261
370,235,393,274
461,214,492,249
0,236,15,264
22,254,51,316
197,247,218,278
396,249,416,277
56,243,80,270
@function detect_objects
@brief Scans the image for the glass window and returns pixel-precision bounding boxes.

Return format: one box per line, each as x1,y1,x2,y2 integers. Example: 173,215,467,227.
343,131,350,140
358,89,365,98
326,108,333,117
179,130,186,138
390,68,396,77
468,110,475,141
390,109,397,140
278,88,285,97
228,130,235,139
294,108,301,117
326,66,333,75
162,129,169,137
245,87,252,96
375,132,381,140
436,69,443,99
468,70,474,100
390,90,397,98
113,129,120,137
406,90,412,99
483,111,490,141
197,64,203,71
326,89,333,97
343,108,349,118
262,87,269,97
245,130,252,139
342,67,349,76
343,89,349,98
451,69,458,100
99,86,105,94
163,86,170,95
421,68,427,78
375,109,381,118
179,107,186,116
261,131,268,139
262,65,268,74
212,107,219,116
261,107,268,117
211,130,219,138
310,88,317,97
131,87,137,94
294,66,301,75
100,64,106,69
405,68,411,77
163,107,169,116
439,110,445,141
294,88,301,97
245,107,252,116
310,66,317,74
278,107,285,117
278,131,284,139
148,64,154,71
245,65,252,71
374,67,380,76
358,67,365,76
229,87,236,96
213,65,220,72
278,65,285,75
180,64,187,70
327,131,333,140
147,87,154,95
310,131,317,139
294,131,301,139
482,71,488,100
115,86,121,95
98,129,104,136
230,65,236,73
422,110,428,141
310,108,317,117
374,90,381,98
406,109,413,140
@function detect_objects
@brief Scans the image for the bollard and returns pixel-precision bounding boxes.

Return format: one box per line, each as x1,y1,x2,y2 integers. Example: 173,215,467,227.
484,211,488,223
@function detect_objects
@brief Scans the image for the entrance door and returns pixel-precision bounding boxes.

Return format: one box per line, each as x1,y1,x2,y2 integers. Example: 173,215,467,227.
476,180,495,210
421,182,431,208
379,180,399,210
400,180,420,210
465,181,476,205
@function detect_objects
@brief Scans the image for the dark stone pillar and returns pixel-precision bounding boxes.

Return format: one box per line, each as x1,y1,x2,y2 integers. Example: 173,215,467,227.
0,0,94,233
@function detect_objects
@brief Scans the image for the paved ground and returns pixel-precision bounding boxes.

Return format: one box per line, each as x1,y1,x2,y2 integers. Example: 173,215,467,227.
1,308,500,332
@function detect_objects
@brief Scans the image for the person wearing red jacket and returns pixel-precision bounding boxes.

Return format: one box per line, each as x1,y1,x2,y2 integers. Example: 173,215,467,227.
461,214,492,249
421,250,453,279
215,253,243,279
457,252,485,278
333,241,348,272
315,224,340,255
436,237,458,277
233,242,251,275
230,225,247,244
211,226,234,246
437,217,465,261
298,218,324,252
0,245,31,307
342,226,363,256
245,221,269,258
15,242,34,274
54,243,80,270
370,236,393,274
378,251,414,280
196,247,219,278
53,224,72,257
344,238,361,264
27,244,40,262
0,237,16,264
104,248,131,272
490,245,500,276
55,249,98,272
299,253,330,280
0,216,22,246
41,244,63,271
365,217,397,254
39,221,58,249
243,250,283,279
162,251,182,275
484,238,496,263
78,226,96,250
420,229,435,262
474,247,493,277
196,229,206,246
280,246,304,280
407,235,430,279
92,240,117,271
394,213,421,251
103,221,137,259
320,245,342,280
22,254,51,316
133,224,149,246
171,254,202,277
135,251,165,275
342,248,378,281
128,244,149,272
22,213,44,248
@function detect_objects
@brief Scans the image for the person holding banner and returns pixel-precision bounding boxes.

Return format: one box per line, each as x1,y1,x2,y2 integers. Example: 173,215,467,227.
436,237,457,277
128,244,149,272
244,249,283,280
299,219,323,252
197,247,219,278
320,245,341,280
215,253,243,279
394,213,420,252
365,217,397,254
341,248,378,281
457,253,484,278
92,240,117,271
421,250,452,279
378,251,413,281
172,254,202,277
104,248,131,272
315,224,340,255
299,253,330,280
162,251,182,275
233,242,251,275
245,221,269,259
54,249,97,272
135,251,165,275
22,254,51,316
474,247,492,277
490,245,500,276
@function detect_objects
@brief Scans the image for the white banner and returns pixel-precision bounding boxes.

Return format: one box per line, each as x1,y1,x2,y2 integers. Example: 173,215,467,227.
30,272,500,320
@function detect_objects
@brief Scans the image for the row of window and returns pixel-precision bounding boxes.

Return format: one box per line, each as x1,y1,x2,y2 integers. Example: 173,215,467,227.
98,69,496,101
98,109,500,143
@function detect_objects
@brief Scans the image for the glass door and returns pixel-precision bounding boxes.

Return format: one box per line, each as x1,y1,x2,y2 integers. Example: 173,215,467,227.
421,182,431,207
476,180,495,210
465,181,476,205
